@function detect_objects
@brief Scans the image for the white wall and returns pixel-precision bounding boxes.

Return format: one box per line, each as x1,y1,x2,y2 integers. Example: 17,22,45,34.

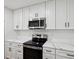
4,8,17,40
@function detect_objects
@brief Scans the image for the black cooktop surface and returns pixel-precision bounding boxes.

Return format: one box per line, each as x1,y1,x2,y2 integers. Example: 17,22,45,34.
23,40,45,47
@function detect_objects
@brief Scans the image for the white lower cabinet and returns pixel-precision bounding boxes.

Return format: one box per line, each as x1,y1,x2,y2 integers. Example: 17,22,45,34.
56,50,74,59
5,42,13,59
5,46,15,59
5,41,23,59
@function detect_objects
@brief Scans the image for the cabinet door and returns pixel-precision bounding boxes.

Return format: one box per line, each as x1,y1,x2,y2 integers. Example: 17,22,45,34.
5,41,12,57
14,9,22,30
11,47,17,59
43,54,55,59
22,7,29,30
29,4,39,20
5,46,12,59
46,0,55,29
67,0,74,29
56,0,67,29
29,2,46,20
39,2,46,18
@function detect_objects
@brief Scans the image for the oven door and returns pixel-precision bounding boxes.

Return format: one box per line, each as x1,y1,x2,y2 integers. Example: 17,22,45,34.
23,45,42,59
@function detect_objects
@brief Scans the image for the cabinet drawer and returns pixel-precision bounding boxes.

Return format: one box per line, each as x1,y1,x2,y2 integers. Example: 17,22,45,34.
5,41,13,47
43,47,55,54
43,53,55,59
5,41,18,47
56,49,74,58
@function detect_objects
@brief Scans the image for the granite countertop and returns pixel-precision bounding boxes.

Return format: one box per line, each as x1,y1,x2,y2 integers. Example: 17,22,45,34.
5,38,31,43
43,39,74,52
5,38,74,52
52,39,74,52
43,40,55,49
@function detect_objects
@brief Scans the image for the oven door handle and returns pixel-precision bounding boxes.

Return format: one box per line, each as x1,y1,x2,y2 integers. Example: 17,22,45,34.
23,45,42,50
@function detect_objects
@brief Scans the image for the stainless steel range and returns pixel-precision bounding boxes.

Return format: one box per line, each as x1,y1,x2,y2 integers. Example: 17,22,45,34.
23,34,47,59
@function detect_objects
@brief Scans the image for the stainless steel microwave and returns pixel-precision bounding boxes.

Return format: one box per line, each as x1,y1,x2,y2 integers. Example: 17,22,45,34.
28,18,46,29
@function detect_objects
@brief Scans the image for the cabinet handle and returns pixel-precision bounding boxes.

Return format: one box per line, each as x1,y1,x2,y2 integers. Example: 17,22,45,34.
35,13,38,17
68,22,69,27
16,25,19,28
46,50,52,52
65,22,67,27
66,54,74,57
18,51,21,53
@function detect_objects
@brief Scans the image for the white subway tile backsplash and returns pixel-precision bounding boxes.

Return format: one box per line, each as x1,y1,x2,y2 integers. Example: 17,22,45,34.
16,29,74,44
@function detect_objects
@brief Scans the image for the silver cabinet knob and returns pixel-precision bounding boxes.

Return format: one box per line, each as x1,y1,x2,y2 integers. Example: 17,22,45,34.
67,53,74,57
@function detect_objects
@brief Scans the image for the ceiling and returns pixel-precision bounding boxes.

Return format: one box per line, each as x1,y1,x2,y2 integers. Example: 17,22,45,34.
4,0,47,10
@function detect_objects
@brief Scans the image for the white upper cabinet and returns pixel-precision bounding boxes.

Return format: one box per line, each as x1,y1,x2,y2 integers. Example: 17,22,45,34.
38,2,46,18
29,4,39,20
67,0,74,29
13,9,22,30
13,0,74,30
22,7,30,30
56,0,74,29
56,0,67,29
29,2,46,20
46,0,55,29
